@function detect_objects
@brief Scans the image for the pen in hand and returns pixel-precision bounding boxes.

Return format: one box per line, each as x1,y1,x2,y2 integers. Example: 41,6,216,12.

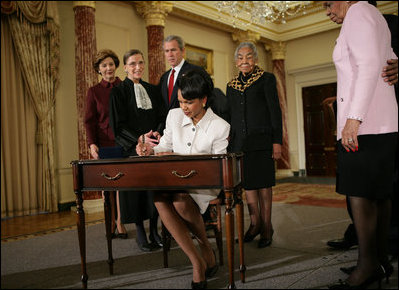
142,135,146,154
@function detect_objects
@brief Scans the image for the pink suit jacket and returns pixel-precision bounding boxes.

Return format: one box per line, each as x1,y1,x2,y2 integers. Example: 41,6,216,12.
333,1,397,141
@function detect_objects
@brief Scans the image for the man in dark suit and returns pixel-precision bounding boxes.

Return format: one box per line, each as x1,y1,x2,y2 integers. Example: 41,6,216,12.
158,35,204,110
157,35,229,124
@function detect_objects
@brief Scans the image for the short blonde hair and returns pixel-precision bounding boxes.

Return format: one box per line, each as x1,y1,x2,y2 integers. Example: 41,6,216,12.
93,49,120,74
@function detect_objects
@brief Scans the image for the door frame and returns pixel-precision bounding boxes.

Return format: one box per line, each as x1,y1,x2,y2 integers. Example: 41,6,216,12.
289,62,337,175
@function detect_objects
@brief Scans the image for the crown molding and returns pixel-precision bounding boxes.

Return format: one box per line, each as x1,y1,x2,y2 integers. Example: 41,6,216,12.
169,1,398,42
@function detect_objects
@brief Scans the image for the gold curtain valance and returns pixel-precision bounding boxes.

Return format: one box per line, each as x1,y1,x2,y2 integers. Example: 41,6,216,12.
1,1,59,25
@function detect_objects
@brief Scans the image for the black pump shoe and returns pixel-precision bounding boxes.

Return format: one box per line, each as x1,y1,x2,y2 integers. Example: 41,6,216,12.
149,233,163,248
340,265,356,275
136,241,152,252
205,249,219,278
258,229,274,248
340,262,394,283
328,267,384,289
191,280,207,289
327,238,358,250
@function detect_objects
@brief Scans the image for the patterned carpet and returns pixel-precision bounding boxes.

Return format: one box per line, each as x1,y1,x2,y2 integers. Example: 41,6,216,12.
1,183,345,243
272,182,345,208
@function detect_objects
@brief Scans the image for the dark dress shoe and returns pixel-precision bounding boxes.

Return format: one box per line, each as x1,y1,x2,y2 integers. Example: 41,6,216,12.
243,227,260,242
205,265,219,278
205,249,218,278
340,265,356,275
111,230,128,239
236,226,260,243
258,238,272,248
329,267,384,289
116,233,128,239
258,229,274,248
191,280,207,289
136,241,152,252
327,238,358,250
149,233,163,247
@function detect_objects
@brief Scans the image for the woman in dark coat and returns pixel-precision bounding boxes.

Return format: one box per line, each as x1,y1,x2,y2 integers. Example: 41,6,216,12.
109,49,166,252
84,49,126,238
227,42,282,248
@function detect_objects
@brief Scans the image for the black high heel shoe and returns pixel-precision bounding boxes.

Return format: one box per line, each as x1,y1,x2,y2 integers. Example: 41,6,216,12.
149,233,163,248
328,267,384,289
258,229,274,248
243,225,261,242
340,261,394,283
191,280,207,289
205,249,219,278
381,261,394,283
136,240,153,252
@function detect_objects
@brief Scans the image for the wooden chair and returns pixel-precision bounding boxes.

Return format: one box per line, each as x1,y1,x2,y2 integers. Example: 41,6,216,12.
162,192,224,268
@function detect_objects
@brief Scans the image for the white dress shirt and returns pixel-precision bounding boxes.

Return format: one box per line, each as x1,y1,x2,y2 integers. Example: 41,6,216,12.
168,59,185,87
154,107,230,213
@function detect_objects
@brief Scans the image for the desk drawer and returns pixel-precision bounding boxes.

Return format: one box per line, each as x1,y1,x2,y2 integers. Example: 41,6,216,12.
81,159,223,190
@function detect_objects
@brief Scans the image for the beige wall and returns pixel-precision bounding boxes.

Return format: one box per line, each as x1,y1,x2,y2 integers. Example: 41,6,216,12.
55,1,341,204
56,1,78,204
285,29,340,172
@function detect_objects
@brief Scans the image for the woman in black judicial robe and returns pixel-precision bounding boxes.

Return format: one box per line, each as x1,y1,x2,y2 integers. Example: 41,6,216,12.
109,49,166,251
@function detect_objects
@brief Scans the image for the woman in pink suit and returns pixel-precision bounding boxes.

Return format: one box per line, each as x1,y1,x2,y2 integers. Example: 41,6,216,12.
324,2,398,289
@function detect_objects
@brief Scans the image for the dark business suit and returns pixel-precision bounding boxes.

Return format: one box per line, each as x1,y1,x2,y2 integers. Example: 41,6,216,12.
158,60,203,110
226,66,282,189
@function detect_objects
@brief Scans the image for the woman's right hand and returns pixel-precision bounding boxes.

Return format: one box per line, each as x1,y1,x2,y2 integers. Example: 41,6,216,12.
136,141,153,156
89,144,99,159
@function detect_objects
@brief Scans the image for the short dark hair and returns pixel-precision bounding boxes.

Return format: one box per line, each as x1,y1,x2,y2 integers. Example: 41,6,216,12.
123,49,144,65
93,49,119,73
368,1,377,7
177,69,214,108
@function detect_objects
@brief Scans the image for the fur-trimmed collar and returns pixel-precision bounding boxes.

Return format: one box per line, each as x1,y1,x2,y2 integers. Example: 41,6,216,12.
227,66,265,92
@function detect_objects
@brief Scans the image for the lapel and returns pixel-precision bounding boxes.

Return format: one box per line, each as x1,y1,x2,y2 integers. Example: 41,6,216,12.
162,69,171,107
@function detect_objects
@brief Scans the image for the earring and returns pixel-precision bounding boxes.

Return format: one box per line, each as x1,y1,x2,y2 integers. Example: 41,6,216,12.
202,103,205,108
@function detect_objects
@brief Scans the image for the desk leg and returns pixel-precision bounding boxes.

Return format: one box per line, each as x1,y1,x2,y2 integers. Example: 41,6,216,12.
103,191,114,275
75,191,88,289
224,189,236,289
236,187,246,282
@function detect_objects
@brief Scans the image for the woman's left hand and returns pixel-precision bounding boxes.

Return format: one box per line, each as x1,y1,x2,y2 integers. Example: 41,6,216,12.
382,59,398,86
272,143,282,160
341,119,360,152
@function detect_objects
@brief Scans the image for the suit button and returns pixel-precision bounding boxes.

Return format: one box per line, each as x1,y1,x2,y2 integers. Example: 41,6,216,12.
192,127,195,131
187,142,191,147
340,98,344,102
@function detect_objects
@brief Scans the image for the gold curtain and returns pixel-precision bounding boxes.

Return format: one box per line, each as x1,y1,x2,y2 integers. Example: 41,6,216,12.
1,1,60,216
1,17,39,217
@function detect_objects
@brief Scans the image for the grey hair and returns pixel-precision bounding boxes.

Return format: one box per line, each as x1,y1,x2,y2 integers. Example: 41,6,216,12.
163,35,185,50
234,42,258,61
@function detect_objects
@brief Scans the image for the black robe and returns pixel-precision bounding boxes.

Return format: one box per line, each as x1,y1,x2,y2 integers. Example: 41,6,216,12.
109,77,166,223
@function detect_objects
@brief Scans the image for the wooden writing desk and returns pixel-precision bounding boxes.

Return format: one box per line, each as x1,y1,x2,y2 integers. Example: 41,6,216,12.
71,153,246,289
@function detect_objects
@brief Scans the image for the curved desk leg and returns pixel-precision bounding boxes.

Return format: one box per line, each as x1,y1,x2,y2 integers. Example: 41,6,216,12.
224,189,236,289
103,191,114,275
75,191,88,289
236,186,246,282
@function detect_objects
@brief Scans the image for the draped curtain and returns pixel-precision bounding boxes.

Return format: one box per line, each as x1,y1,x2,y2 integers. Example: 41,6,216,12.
1,1,60,217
